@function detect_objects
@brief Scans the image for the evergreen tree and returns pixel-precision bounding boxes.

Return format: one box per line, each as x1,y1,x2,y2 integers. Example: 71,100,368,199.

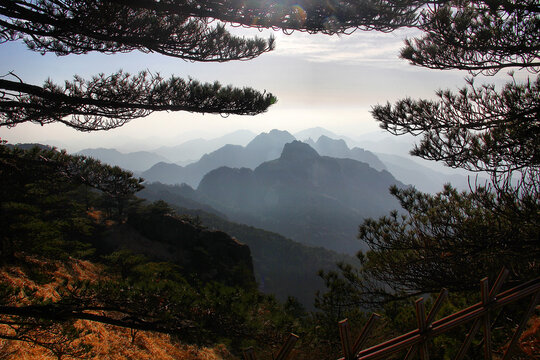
319,0,539,310
0,0,424,131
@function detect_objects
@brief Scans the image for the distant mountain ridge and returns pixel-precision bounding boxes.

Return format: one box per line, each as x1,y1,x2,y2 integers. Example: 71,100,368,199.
151,129,256,164
196,141,404,254
141,129,296,187
305,135,386,171
78,148,170,173
303,135,476,193
294,127,359,149
73,127,477,193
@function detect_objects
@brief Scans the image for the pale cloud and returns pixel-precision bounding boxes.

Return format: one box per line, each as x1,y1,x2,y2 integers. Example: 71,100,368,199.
269,28,420,67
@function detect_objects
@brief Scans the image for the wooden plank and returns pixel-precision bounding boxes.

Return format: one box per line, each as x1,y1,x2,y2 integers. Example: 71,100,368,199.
356,277,540,360
481,278,492,360
403,345,417,360
352,313,381,356
426,288,448,325
489,268,510,299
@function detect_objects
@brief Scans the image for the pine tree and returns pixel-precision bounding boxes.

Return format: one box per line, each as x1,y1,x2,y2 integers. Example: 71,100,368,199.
0,0,424,131
318,0,539,309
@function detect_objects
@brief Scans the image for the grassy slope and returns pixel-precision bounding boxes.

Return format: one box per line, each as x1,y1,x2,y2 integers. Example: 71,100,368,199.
0,257,236,360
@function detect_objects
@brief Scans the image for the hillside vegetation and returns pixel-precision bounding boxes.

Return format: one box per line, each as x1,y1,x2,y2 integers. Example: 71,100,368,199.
0,145,310,358
139,181,358,309
0,258,235,360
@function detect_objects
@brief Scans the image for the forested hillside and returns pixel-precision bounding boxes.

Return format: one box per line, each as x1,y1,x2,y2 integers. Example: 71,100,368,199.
0,145,313,358
139,182,358,308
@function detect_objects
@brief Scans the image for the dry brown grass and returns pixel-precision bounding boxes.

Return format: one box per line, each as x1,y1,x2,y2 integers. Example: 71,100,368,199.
0,257,237,360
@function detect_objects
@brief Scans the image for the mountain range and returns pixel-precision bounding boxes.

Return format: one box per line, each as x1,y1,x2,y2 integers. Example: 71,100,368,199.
151,129,257,164
193,141,403,253
77,127,475,193
141,129,296,187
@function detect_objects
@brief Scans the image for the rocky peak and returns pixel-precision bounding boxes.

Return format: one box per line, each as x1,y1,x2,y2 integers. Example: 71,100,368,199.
279,141,320,162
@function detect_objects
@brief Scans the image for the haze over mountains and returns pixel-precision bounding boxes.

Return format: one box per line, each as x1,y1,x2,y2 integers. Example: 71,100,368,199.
78,148,170,172
16,127,480,307
77,127,477,193
137,181,357,308
151,129,257,165
196,141,403,253
141,129,296,187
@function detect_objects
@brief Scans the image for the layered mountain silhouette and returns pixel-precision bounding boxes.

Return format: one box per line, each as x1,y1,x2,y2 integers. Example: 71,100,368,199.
196,141,403,254
303,135,475,193
151,129,256,164
304,135,387,171
294,127,359,148
76,127,476,194
78,148,170,173
142,130,296,187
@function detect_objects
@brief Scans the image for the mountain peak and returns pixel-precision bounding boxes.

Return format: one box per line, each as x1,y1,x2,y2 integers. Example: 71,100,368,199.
280,141,320,161
246,129,295,149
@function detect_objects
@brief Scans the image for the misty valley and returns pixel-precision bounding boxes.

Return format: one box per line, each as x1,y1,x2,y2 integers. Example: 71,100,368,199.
72,128,478,305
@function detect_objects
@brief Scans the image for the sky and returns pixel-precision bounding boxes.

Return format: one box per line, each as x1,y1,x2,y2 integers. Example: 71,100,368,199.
0,23,525,152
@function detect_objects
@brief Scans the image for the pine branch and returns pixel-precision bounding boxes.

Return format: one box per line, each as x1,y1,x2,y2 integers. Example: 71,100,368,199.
401,1,540,74
371,75,540,173
0,71,276,131
0,0,274,61
114,0,425,34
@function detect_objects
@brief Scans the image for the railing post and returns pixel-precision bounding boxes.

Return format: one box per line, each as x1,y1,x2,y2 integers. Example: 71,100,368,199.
339,319,353,360
275,333,299,360
415,298,429,360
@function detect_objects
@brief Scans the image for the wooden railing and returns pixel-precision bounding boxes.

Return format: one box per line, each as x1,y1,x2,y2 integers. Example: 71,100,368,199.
245,268,540,360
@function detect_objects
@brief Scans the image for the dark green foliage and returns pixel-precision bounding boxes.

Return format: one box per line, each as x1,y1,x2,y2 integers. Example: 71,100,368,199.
0,145,144,261
0,73,277,130
0,0,424,44
124,202,257,289
0,0,274,60
335,0,540,310
320,185,539,308
372,1,539,190
316,2,539,357
401,1,540,74
373,75,540,175
0,0,279,130
0,146,309,355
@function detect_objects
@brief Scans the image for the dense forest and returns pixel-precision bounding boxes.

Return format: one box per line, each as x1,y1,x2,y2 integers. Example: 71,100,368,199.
1,0,539,359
